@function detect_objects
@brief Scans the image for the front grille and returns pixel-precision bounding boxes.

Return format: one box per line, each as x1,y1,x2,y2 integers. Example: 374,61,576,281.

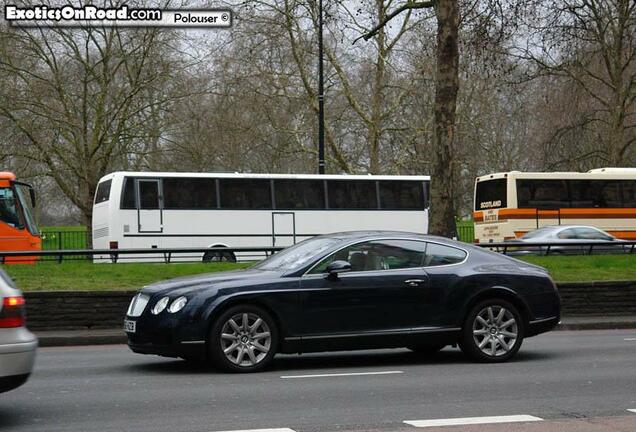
127,294,149,317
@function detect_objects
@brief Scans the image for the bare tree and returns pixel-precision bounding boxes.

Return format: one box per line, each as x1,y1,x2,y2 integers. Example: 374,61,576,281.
517,0,636,166
0,24,180,234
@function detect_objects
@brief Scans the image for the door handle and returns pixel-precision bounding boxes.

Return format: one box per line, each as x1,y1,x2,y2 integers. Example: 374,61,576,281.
404,279,426,287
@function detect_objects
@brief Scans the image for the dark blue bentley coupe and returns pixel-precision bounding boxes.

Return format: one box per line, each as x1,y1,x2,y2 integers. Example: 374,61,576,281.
124,231,560,372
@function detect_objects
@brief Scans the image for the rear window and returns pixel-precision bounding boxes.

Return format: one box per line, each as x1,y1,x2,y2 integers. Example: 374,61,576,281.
475,179,507,211
94,180,111,204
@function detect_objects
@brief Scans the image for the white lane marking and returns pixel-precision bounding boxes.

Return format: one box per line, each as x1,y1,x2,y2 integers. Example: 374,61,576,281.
215,429,296,432
280,370,403,379
404,415,544,428
624,338,636,341
628,409,636,413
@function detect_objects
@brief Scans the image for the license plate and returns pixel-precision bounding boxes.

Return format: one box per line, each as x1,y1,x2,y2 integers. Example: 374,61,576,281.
124,319,136,333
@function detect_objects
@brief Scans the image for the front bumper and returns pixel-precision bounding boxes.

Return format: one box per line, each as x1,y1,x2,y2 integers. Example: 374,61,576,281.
125,314,207,360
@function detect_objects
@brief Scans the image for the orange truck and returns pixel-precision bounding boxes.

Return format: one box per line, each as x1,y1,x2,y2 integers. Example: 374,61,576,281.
0,172,40,263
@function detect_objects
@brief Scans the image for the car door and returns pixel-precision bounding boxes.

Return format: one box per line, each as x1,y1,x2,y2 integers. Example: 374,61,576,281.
298,239,431,349
413,242,468,328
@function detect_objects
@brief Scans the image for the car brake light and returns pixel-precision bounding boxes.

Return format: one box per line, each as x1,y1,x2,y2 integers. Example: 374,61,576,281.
0,296,26,328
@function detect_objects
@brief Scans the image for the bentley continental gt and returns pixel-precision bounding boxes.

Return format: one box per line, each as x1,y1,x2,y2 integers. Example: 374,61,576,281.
124,231,561,372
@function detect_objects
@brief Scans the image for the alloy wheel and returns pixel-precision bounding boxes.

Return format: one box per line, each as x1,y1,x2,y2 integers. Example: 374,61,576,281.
220,312,272,367
472,305,518,357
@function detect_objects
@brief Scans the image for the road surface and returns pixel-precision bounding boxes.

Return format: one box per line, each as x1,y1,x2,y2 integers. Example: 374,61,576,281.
1,330,635,432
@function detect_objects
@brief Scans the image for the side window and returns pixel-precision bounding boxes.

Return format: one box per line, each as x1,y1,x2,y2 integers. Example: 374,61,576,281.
121,177,137,209
423,243,466,267
94,180,111,204
163,178,217,209
379,181,425,210
327,181,378,209
309,239,427,274
622,181,636,208
219,179,272,209
275,179,325,209
517,180,569,209
557,228,577,239
574,228,612,240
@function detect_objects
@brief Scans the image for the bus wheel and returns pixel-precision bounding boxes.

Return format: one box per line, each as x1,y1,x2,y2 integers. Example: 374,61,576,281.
203,250,237,263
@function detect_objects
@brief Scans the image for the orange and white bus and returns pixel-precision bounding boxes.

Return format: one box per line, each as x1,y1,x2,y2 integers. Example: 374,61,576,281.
473,168,636,243
0,172,40,262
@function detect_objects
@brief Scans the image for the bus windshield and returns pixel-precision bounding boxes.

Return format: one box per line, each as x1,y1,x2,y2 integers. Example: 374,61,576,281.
13,184,39,236
475,179,507,211
253,237,343,272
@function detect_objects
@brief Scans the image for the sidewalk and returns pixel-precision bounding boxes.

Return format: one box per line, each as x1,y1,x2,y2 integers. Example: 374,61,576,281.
34,316,636,347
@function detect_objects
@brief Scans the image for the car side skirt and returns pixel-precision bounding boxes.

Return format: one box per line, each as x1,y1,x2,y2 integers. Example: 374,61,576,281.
281,327,461,354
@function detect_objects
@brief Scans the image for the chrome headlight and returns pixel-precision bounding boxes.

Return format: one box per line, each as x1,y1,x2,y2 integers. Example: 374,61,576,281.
168,296,188,313
151,297,170,315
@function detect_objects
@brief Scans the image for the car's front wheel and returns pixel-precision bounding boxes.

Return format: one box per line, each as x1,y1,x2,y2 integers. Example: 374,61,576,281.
208,305,278,372
459,299,524,363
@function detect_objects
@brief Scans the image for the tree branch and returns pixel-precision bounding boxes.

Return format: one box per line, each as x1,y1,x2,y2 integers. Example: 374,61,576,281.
356,0,435,43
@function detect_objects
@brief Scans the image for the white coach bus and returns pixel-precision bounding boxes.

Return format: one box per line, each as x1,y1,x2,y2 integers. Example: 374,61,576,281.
474,168,636,243
92,172,430,261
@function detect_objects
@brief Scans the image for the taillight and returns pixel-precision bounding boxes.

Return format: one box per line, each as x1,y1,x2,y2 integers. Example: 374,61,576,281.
0,296,26,328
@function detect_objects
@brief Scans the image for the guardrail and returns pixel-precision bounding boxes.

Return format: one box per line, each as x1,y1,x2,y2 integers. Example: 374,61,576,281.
475,240,636,255
2,240,635,265
0,246,284,264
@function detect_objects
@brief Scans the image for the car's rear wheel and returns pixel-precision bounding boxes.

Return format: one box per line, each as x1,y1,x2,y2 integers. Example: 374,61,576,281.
459,299,524,363
208,305,278,372
203,250,237,263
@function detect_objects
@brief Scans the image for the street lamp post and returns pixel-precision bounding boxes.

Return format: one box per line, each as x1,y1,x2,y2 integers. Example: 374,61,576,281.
318,0,325,174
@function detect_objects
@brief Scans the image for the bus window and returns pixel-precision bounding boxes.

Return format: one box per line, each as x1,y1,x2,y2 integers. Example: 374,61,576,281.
220,179,272,209
121,177,136,209
475,179,507,210
623,181,636,207
94,179,112,204
516,180,569,209
570,180,621,208
274,179,325,209
0,187,23,228
163,178,217,209
138,180,161,209
379,181,425,210
327,180,378,209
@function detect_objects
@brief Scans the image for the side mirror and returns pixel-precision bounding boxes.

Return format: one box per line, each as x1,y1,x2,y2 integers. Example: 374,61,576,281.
326,260,351,280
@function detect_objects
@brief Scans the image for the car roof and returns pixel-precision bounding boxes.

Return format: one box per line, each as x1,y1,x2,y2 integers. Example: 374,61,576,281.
315,230,468,246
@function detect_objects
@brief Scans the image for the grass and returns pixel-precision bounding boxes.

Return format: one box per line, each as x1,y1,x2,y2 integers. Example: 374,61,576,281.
3,261,251,292
520,254,636,282
3,254,636,292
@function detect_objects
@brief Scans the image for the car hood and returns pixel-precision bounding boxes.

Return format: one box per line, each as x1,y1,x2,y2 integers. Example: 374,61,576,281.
140,268,280,296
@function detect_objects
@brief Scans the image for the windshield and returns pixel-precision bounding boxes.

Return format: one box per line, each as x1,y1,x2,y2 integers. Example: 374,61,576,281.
14,184,39,236
253,237,344,272
0,187,24,229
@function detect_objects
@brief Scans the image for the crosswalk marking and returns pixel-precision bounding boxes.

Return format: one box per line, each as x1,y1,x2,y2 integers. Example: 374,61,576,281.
404,415,544,428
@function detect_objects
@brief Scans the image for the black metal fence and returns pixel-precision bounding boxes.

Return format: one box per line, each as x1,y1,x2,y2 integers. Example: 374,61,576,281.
41,230,88,250
0,246,283,264
474,240,636,255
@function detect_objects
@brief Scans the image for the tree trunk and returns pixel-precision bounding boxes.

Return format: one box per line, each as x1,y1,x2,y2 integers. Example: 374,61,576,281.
428,0,459,238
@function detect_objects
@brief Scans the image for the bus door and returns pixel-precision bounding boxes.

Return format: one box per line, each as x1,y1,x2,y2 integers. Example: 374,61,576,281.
535,209,562,229
271,212,296,247
136,179,163,233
